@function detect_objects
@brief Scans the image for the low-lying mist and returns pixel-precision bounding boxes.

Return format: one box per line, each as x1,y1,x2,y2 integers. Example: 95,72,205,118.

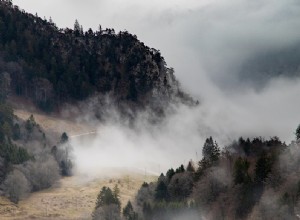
70,104,205,177
70,74,300,178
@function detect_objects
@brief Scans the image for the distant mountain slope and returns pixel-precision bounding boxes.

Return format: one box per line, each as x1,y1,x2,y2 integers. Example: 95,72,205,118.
0,0,193,113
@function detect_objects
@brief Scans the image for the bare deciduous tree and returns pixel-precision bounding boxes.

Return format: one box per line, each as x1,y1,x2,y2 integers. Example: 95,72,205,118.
2,169,30,203
20,155,60,191
193,167,231,207
92,204,121,220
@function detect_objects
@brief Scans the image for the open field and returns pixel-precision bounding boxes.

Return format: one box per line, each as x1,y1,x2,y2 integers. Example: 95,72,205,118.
9,95,94,137
0,173,156,220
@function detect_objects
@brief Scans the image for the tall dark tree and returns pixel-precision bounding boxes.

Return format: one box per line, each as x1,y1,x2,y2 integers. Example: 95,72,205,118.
142,202,153,220
60,132,69,144
166,168,175,182
175,164,185,173
202,136,220,162
74,19,81,35
25,115,36,133
233,157,251,185
12,123,21,140
254,152,272,183
195,157,210,181
94,186,121,211
296,124,300,140
123,201,138,220
155,181,169,201
186,160,195,172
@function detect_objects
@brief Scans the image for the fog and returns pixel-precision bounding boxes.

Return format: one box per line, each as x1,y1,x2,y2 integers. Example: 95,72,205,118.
70,104,205,176
12,0,300,173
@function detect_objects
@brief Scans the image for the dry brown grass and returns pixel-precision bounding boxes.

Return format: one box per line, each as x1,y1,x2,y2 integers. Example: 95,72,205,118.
0,173,156,220
14,108,93,137
9,95,94,136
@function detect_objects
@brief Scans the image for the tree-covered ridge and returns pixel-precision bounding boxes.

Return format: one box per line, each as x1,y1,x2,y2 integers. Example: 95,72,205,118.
0,0,191,112
133,134,300,220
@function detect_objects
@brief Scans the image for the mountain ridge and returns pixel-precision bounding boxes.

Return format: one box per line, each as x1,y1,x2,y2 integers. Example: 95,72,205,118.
0,0,194,114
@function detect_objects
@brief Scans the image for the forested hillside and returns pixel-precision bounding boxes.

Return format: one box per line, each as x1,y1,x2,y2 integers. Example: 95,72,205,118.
0,77,73,203
0,0,192,113
127,134,300,220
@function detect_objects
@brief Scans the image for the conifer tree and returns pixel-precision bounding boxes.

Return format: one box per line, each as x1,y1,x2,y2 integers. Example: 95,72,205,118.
93,186,122,219
155,181,168,201
296,124,300,140
202,136,220,162
60,132,69,144
123,201,138,220
254,152,272,183
233,157,251,185
187,160,195,172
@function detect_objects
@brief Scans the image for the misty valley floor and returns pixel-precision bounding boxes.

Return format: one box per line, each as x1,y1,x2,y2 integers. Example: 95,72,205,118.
0,103,156,219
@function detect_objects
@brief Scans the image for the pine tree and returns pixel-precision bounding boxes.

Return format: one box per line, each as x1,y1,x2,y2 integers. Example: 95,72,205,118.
93,186,122,219
60,132,69,144
74,19,81,36
113,184,121,208
25,115,36,133
166,168,175,182
195,157,210,181
123,201,138,220
233,157,251,185
94,186,120,210
175,164,185,173
155,181,168,201
186,160,195,172
254,152,272,183
202,136,220,162
142,202,153,220
296,124,300,140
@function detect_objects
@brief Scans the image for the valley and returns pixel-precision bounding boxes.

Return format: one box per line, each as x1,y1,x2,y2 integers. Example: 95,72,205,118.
0,99,156,220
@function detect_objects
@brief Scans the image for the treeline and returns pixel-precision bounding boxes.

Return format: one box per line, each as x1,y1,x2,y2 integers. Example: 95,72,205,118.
0,83,73,203
0,0,191,113
130,131,300,219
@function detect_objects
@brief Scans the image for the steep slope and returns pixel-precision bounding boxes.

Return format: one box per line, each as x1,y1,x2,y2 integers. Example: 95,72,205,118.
0,0,192,113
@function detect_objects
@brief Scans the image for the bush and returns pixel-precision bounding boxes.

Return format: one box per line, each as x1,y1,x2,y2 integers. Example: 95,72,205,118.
92,204,121,220
2,169,30,203
20,155,60,191
52,143,73,176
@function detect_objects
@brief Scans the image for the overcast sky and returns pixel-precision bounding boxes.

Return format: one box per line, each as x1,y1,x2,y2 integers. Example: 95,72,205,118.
13,0,300,142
